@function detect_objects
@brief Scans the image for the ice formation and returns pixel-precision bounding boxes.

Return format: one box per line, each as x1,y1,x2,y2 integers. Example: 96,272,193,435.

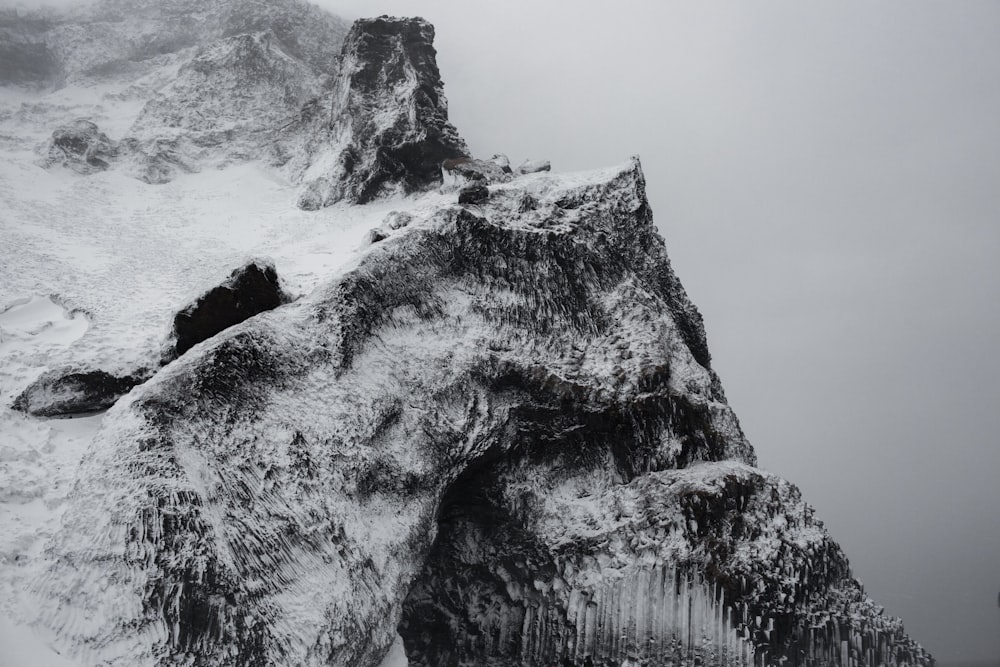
0,1,934,666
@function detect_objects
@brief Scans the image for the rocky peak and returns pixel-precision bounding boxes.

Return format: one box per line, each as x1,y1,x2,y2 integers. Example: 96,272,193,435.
2,8,935,667
287,15,469,208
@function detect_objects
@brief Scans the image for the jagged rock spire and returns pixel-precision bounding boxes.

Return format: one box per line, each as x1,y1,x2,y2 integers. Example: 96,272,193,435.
290,16,470,208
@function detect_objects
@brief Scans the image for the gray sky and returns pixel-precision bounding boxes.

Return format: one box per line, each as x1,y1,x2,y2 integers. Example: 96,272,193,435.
322,1,1000,661
7,0,998,660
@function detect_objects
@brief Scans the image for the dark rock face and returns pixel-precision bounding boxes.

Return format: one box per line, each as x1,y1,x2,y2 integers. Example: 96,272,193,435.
45,120,117,174
402,459,929,667
290,16,469,209
165,259,289,360
12,367,147,417
35,159,929,666
458,182,489,204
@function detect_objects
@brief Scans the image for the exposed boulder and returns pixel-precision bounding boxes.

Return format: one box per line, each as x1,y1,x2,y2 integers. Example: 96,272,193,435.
164,259,290,361
34,159,929,666
516,158,551,175
287,16,469,209
441,157,511,191
457,182,489,204
367,227,388,244
489,153,512,173
382,210,413,230
44,120,117,174
12,367,148,417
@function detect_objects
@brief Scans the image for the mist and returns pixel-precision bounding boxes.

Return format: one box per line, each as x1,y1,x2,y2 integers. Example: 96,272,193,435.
4,0,998,661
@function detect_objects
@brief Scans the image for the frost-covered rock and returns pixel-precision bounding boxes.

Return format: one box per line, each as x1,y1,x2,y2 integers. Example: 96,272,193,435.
286,16,469,209
404,459,933,666
441,156,511,191
124,31,321,178
516,158,551,175
44,120,117,174
30,158,930,666
489,153,512,173
457,182,489,204
164,259,290,361
11,367,147,417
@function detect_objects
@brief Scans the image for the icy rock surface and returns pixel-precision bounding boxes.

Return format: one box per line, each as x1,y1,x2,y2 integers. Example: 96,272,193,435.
516,158,551,175
286,16,470,209
403,459,932,666
45,119,117,174
441,156,512,191
3,6,466,209
12,367,147,417
28,159,930,666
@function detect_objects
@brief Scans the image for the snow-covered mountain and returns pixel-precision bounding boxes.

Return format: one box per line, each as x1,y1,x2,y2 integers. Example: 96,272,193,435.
0,1,933,666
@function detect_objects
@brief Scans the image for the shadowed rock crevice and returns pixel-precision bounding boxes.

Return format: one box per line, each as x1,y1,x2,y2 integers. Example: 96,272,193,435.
399,451,926,667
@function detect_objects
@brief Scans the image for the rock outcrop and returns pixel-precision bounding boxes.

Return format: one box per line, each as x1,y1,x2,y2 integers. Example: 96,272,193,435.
286,16,469,209
441,156,512,191
123,31,321,180
12,367,148,417
457,182,489,204
165,259,290,361
44,120,117,174
33,159,930,666
517,158,552,175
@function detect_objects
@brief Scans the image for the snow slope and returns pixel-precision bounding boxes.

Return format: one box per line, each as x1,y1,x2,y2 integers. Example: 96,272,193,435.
0,88,450,664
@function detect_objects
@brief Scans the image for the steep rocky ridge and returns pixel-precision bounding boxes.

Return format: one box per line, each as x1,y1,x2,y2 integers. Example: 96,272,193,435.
30,161,929,666
0,4,935,666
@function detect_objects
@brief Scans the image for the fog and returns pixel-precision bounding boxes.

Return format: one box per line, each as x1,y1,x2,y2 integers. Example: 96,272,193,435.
323,1,1000,661
5,0,998,661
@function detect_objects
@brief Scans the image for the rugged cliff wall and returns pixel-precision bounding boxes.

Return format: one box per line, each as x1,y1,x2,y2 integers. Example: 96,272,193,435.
32,160,930,666
0,4,933,666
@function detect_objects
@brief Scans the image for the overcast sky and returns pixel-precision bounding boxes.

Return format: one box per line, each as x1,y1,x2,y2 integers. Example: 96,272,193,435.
319,1,1000,661
5,0,997,661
